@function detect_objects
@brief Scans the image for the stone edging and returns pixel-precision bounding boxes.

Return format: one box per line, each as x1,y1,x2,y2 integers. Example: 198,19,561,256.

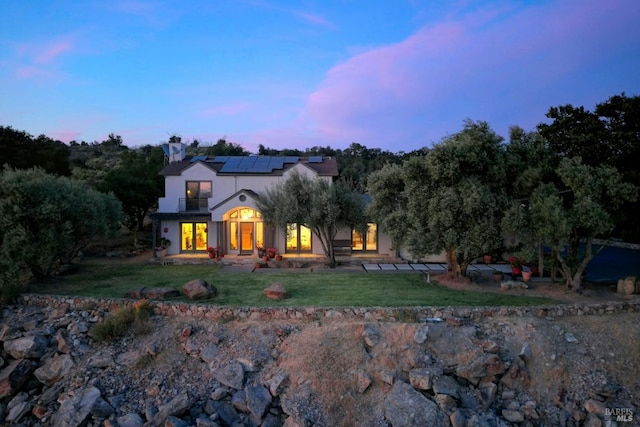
18,293,640,322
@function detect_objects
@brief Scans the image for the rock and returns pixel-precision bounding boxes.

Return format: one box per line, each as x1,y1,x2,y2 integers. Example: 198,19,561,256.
564,332,579,343
210,387,228,401
502,409,525,422
116,350,141,367
166,415,190,427
384,381,448,426
56,330,72,354
584,398,605,415
432,375,460,398
263,283,288,300
213,361,245,389
207,400,240,427
200,344,220,363
267,371,289,397
117,413,145,427
246,385,272,420
0,359,37,399
409,367,441,390
355,371,372,394
183,279,218,300
88,351,114,368
6,399,31,423
231,389,247,412
34,354,75,386
617,276,640,295
414,325,430,344
450,408,467,427
153,391,191,425
478,382,497,410
519,341,532,363
3,335,49,359
363,324,380,348
53,386,112,427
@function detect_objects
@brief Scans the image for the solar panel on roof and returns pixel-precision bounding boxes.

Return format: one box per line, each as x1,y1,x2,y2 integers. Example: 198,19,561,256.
219,156,242,172
237,156,257,172
213,156,229,163
308,156,323,163
190,155,207,162
247,156,272,173
284,156,299,163
269,157,285,170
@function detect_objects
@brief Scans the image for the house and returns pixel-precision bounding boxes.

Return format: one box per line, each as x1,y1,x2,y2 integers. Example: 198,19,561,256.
151,142,393,259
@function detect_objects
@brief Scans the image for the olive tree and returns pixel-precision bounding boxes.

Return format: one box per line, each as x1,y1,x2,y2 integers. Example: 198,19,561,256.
504,157,636,292
0,167,123,297
257,171,367,267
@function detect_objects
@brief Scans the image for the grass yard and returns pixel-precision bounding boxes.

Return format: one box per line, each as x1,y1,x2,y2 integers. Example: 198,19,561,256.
27,260,558,307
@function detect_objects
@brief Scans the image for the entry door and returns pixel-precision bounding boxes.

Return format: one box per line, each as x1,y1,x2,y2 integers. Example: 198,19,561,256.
239,222,254,254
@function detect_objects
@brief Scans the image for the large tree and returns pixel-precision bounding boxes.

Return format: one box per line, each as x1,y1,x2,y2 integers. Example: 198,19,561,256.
0,126,71,176
0,167,122,299
369,120,508,277
504,157,636,292
256,172,367,267
539,94,640,241
99,145,165,247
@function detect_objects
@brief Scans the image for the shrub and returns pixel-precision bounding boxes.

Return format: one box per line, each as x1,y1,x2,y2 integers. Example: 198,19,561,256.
89,300,152,342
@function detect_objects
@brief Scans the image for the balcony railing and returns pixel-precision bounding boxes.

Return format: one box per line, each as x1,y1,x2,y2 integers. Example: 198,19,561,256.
179,198,209,212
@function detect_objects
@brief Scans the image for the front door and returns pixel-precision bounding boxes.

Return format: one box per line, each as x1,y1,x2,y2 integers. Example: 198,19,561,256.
239,222,254,254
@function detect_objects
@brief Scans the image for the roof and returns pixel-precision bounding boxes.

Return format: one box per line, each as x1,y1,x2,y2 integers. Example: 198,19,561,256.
159,155,338,177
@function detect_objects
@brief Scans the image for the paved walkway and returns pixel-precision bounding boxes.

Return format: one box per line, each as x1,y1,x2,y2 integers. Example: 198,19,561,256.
361,263,511,273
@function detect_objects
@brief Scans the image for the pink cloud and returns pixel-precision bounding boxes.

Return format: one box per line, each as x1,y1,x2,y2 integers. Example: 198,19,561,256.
304,0,640,148
34,40,74,64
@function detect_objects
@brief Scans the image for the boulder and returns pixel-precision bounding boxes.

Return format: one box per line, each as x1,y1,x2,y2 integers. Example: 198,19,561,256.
182,279,218,300
246,385,272,420
52,386,113,427
213,361,245,389
152,392,191,425
414,325,430,344
409,367,441,391
384,381,448,426
3,335,49,359
263,283,288,300
34,354,75,386
362,324,380,348
0,359,37,399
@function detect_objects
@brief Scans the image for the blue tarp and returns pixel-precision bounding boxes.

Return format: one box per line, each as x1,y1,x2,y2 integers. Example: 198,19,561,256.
586,244,640,284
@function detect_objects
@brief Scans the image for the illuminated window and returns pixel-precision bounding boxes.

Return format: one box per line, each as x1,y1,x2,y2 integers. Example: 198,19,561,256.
352,223,377,253
286,223,311,253
181,222,208,252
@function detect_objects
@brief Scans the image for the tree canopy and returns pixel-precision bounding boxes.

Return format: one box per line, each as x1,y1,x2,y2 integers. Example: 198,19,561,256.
256,172,367,267
0,167,122,301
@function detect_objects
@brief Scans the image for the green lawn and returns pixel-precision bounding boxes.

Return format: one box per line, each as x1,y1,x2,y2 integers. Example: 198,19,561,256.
28,261,557,307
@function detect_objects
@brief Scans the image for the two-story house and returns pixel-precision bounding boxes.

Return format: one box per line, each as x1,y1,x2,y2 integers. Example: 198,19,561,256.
152,142,392,259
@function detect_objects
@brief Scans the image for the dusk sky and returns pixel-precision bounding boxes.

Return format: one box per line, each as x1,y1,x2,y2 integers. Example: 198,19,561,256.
1,1,639,153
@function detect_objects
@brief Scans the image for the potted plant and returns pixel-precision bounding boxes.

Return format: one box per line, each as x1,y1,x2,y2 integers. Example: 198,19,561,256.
257,245,265,258
483,254,493,264
509,256,523,277
275,254,283,261
267,247,278,259
521,266,532,282
155,238,171,258
207,246,223,260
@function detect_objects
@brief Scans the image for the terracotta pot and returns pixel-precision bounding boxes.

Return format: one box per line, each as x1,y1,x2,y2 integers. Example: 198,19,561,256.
521,270,532,282
208,252,215,259
263,255,269,262
275,255,283,261
493,271,504,282
483,255,492,264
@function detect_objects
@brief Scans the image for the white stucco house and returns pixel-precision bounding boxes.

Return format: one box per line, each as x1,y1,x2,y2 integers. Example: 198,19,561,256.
151,142,393,260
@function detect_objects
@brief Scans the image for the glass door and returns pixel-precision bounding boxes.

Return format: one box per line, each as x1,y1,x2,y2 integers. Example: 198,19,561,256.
239,222,254,254
181,222,208,252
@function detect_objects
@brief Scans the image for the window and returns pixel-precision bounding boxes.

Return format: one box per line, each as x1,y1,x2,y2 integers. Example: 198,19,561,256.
352,223,377,252
286,223,311,253
185,181,211,211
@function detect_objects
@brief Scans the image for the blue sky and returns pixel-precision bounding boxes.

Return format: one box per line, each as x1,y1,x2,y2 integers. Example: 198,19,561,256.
1,0,639,153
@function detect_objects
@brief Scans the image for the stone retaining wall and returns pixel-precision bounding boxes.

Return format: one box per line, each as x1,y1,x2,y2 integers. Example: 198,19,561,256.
18,293,640,322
